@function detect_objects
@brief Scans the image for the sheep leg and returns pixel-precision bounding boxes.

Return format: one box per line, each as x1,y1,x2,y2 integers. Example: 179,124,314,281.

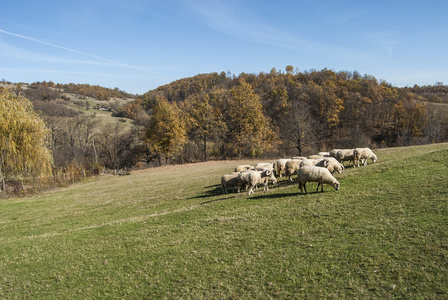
303,182,308,194
248,186,254,195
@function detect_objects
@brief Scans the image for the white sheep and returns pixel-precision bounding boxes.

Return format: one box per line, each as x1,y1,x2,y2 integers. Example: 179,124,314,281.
297,166,340,194
291,156,307,160
329,149,341,158
284,159,305,182
300,158,325,167
221,174,239,194
308,154,324,159
255,162,275,171
300,157,344,175
353,147,377,167
335,149,355,167
323,157,345,174
237,169,277,195
318,152,330,157
276,159,291,178
234,165,253,172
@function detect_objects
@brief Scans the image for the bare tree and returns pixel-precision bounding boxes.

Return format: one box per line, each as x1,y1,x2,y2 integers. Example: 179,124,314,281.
279,100,317,156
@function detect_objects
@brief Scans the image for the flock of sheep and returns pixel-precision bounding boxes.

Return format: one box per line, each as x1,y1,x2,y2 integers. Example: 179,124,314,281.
221,147,378,195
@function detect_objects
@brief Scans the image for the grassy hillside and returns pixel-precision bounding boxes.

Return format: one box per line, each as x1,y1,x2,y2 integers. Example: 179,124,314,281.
1,143,447,298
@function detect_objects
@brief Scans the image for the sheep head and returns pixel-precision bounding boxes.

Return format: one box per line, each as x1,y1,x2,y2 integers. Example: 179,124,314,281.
333,182,340,191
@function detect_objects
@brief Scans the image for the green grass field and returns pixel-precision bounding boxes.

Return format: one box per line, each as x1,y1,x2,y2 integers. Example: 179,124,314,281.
1,143,447,299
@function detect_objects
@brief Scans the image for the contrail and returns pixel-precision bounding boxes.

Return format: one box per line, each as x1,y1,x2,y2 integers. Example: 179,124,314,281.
0,28,163,75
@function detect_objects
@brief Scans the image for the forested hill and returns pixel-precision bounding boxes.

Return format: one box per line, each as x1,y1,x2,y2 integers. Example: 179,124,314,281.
3,68,447,169
120,68,447,159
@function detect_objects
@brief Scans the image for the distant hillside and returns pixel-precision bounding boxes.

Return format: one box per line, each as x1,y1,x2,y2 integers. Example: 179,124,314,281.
1,80,135,120
132,69,448,157
2,69,447,170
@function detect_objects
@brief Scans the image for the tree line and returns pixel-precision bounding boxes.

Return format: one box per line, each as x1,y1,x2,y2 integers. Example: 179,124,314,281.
121,67,447,162
1,67,448,194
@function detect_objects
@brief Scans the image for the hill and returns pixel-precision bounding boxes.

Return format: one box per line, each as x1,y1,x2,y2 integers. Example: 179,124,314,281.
133,69,448,160
1,143,447,298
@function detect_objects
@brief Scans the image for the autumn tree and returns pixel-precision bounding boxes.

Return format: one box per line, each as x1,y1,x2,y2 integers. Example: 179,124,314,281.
224,79,278,158
144,98,187,165
181,93,225,161
0,89,53,192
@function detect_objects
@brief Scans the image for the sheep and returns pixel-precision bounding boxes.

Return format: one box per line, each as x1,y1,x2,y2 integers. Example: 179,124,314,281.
308,154,324,159
335,149,355,167
297,166,340,194
221,174,239,194
259,167,278,191
291,156,307,160
237,169,277,195
329,149,341,158
318,152,330,157
234,165,253,172
276,159,291,178
353,147,377,167
255,162,275,171
323,157,345,174
300,158,325,167
300,157,344,175
284,159,306,182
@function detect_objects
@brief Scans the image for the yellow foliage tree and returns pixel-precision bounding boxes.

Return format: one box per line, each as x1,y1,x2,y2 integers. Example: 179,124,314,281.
225,79,278,158
0,89,53,191
144,98,187,164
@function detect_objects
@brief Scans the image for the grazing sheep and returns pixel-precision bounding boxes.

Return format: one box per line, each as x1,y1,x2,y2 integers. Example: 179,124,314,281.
300,157,344,175
291,156,307,160
284,159,306,182
235,165,253,172
300,158,325,168
255,162,275,171
297,166,340,194
237,169,277,195
259,167,278,191
353,147,377,167
318,152,330,157
276,159,291,178
335,149,355,167
329,149,341,158
221,174,239,194
323,157,345,174
308,154,324,159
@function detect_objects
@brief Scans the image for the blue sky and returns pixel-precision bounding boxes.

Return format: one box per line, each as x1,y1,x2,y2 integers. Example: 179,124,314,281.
1,0,447,95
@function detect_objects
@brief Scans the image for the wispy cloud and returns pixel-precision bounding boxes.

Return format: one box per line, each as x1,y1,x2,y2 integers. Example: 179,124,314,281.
0,28,164,75
186,1,314,51
366,31,401,57
185,1,379,65
0,67,135,78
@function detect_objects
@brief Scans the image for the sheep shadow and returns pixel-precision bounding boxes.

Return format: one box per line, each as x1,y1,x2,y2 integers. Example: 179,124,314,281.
248,192,299,200
191,180,322,205
189,184,223,200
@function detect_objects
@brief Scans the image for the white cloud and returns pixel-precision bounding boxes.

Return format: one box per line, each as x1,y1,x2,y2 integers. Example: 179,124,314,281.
0,28,164,74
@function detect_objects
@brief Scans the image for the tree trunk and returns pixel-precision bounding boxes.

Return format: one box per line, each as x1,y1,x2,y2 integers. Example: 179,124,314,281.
203,134,207,162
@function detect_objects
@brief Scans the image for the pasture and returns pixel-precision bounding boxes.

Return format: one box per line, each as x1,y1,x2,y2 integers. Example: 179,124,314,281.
1,143,447,298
